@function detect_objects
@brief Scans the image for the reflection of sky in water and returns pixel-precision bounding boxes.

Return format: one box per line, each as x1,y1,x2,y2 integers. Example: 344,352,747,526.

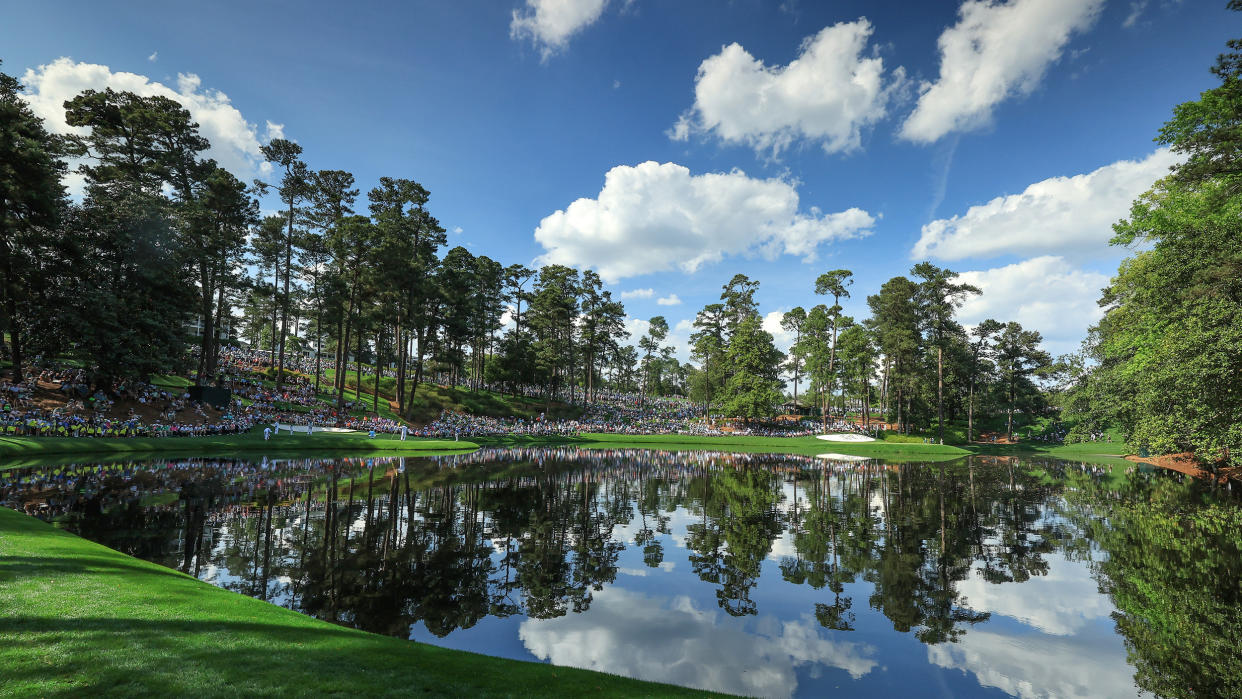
957,553,1113,636
934,553,1142,698
928,624,1141,699
518,587,877,698
6,453,1159,698
408,492,1140,699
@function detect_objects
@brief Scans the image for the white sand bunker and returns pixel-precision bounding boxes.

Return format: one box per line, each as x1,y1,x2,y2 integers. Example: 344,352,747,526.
815,453,872,462
816,433,876,442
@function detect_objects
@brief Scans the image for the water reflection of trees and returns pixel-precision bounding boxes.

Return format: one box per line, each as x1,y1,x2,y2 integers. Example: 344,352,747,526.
1057,472,1242,699
3,453,1063,644
774,459,1070,643
284,464,632,636
8,448,1240,695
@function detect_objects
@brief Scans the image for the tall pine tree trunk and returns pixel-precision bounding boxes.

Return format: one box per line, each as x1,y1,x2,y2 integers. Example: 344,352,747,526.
396,314,406,415
269,263,278,361
373,328,381,413
197,259,212,383
210,278,226,379
337,275,359,408
313,296,322,395
413,321,427,388
937,345,945,445
355,326,363,403
276,220,293,394
1007,365,1016,441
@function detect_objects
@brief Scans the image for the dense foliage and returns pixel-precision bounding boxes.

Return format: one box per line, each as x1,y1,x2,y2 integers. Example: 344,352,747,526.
1063,21,1242,466
0,66,650,414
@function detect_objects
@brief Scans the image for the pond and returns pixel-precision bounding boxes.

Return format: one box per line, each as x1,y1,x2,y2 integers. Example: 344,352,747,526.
3,448,1239,698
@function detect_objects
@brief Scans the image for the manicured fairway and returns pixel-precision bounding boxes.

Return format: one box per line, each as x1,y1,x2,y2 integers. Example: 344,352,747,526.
0,506,717,698
470,432,1134,467
0,428,1137,471
0,431,477,465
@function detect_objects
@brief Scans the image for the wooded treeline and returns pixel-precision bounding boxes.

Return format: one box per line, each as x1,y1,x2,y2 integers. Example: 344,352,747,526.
10,21,1241,458
0,65,659,414
0,61,1053,437
683,268,1051,441
1060,15,1242,467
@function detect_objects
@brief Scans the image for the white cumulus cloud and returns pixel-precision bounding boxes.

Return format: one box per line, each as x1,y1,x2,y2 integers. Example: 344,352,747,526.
657,294,682,306
672,19,904,156
620,288,655,300
264,120,285,142
534,161,875,282
21,57,272,183
913,148,1180,261
510,0,608,60
761,310,798,354
955,256,1110,355
900,0,1104,143
624,315,692,362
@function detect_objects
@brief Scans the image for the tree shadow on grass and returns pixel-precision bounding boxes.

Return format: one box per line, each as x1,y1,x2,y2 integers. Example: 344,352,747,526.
0,556,189,582
0,616,412,697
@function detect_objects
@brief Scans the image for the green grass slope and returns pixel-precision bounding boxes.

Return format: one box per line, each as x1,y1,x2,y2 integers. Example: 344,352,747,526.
0,431,476,466
0,507,717,698
400,383,582,424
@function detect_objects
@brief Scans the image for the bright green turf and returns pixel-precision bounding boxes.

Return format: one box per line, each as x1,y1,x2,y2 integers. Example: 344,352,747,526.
0,507,716,698
315,374,583,423
0,425,1139,471
471,433,970,461
0,431,476,466
469,432,1138,467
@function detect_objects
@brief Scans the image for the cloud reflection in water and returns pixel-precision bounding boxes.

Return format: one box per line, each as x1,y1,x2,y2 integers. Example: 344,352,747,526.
519,586,877,698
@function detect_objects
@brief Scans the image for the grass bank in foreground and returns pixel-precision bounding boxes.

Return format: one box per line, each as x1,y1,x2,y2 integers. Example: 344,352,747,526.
0,431,476,465
0,507,713,698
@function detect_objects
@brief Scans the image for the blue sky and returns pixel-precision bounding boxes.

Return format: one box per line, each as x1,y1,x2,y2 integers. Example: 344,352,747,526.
3,0,1235,358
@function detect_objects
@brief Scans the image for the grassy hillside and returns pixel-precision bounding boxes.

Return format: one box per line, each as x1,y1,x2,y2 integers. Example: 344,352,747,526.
0,507,716,698
400,383,582,424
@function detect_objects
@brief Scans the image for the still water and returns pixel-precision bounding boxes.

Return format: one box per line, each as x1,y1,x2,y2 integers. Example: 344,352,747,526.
3,448,1239,698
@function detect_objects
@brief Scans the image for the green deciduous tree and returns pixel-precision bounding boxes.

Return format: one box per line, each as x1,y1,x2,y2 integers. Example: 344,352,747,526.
1066,18,1242,466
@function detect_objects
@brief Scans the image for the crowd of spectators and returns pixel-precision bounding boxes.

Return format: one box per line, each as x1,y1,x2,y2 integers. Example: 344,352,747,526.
217,346,321,377
415,411,579,438
0,409,256,438
4,349,895,444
